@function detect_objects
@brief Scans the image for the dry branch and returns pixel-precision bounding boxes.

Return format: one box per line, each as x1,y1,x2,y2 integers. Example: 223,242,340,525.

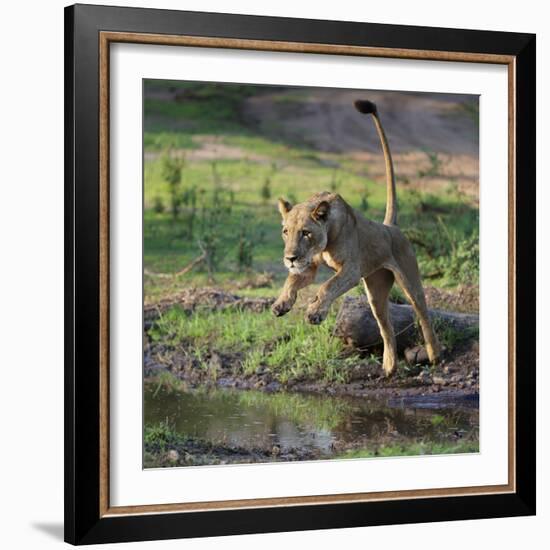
144,253,206,279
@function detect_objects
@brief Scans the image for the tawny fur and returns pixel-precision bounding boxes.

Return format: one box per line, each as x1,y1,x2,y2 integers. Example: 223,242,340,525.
272,101,441,376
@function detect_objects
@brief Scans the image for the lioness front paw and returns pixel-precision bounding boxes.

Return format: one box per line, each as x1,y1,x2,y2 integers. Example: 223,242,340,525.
306,302,328,325
272,298,293,317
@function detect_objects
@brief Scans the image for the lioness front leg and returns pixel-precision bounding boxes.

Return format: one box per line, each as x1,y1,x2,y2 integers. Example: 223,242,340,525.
306,267,360,324
272,264,318,317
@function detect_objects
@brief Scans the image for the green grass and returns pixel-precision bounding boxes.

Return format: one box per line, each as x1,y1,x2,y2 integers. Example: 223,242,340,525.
337,439,479,459
143,154,478,296
148,302,358,384
144,132,197,151
144,420,182,453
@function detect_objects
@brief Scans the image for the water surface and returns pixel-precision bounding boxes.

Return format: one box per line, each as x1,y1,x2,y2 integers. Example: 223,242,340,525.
144,384,478,460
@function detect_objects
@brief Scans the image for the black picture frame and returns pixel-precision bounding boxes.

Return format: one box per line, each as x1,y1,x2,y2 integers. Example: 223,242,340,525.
65,3,536,545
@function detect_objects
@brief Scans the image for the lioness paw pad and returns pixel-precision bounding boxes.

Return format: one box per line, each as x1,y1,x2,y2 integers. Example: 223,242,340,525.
306,307,326,325
272,300,291,317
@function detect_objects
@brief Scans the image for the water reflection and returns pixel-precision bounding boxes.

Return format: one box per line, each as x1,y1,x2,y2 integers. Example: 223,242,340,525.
144,384,478,454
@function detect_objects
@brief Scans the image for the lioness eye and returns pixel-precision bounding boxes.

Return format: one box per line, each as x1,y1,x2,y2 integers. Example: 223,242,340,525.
282,228,288,235
302,230,311,238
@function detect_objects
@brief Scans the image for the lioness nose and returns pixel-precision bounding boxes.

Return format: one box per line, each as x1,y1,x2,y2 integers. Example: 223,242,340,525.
286,255,298,263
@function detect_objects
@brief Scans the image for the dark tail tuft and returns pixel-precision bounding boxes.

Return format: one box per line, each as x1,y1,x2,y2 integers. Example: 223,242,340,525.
354,99,397,225
354,100,377,115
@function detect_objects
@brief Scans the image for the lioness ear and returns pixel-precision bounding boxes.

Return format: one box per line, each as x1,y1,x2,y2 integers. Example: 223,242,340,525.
311,200,330,222
277,198,292,217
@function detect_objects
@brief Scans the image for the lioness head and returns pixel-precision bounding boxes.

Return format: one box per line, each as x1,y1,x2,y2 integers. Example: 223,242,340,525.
277,197,329,274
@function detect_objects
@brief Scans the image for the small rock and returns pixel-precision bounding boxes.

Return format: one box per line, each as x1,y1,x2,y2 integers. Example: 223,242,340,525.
167,450,179,462
432,375,447,386
405,345,430,366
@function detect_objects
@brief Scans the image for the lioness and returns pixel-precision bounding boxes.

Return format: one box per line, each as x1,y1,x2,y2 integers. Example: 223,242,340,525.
272,99,441,376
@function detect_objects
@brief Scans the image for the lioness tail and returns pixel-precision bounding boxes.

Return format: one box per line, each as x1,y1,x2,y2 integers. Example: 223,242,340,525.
354,100,397,226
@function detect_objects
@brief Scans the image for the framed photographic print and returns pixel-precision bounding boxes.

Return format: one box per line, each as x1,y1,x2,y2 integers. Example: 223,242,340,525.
64,3,536,545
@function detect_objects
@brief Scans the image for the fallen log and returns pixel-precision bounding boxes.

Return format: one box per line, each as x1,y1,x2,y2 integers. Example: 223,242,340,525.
334,295,478,353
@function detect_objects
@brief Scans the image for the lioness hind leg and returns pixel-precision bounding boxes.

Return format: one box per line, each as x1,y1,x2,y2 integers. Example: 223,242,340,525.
364,269,398,376
390,255,441,364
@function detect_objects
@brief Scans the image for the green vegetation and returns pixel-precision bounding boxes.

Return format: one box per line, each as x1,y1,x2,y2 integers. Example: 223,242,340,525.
431,317,480,350
336,439,478,459
144,420,182,453
148,301,356,384
145,152,477,290
144,81,479,300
